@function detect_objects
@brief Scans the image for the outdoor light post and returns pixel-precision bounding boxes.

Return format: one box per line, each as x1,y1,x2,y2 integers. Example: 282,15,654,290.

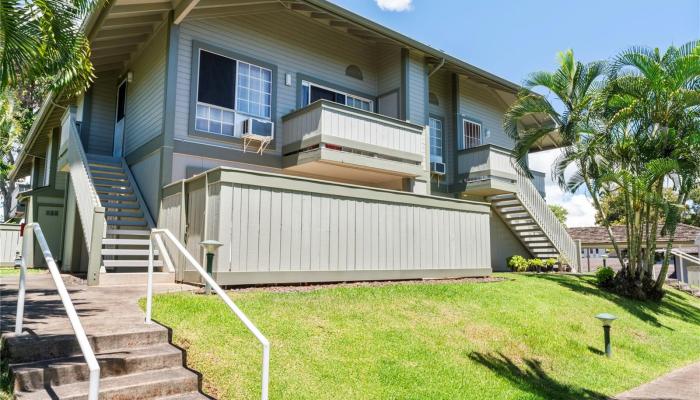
602,254,608,268
595,313,617,357
200,240,223,295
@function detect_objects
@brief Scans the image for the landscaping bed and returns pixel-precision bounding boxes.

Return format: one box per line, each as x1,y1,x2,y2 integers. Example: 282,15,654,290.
144,274,700,399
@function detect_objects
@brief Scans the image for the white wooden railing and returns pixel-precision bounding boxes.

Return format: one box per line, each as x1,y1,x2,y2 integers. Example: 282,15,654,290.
515,167,580,270
60,108,105,285
15,223,100,399
145,228,270,400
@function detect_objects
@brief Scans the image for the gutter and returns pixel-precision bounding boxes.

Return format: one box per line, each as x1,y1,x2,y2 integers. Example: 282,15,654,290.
428,58,445,78
303,0,522,93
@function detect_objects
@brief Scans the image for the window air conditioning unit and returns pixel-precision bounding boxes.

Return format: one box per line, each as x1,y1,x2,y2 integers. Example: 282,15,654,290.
242,118,274,138
242,118,274,155
430,161,446,175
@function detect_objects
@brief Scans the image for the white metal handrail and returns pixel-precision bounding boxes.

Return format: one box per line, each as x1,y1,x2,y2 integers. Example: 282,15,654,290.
145,228,270,400
515,167,580,271
15,223,100,399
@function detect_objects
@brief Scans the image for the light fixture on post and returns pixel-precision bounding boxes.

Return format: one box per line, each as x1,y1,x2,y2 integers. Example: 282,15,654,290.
595,313,617,357
200,240,223,295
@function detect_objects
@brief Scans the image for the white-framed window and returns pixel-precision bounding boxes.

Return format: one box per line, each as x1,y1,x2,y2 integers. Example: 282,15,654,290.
462,119,482,149
429,117,443,162
301,81,373,112
195,49,272,137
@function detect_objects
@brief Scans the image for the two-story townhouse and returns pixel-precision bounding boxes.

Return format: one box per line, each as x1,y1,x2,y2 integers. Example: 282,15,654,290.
11,0,579,286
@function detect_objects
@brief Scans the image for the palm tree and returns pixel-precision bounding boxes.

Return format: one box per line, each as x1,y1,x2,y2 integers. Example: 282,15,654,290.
603,41,700,291
506,43,700,299
0,0,99,95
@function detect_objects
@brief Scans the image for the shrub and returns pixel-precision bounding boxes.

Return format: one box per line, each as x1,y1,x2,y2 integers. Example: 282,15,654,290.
528,258,545,272
595,266,615,287
507,255,529,272
544,258,557,271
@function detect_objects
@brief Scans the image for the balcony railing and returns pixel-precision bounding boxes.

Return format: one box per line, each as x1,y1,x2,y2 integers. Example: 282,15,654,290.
281,100,427,175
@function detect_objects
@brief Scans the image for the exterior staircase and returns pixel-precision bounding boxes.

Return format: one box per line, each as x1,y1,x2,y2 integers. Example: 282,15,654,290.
4,325,206,399
487,169,581,270
490,194,561,259
86,155,172,285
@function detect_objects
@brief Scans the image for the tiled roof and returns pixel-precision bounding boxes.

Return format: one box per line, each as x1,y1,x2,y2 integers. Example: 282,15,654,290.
567,224,700,246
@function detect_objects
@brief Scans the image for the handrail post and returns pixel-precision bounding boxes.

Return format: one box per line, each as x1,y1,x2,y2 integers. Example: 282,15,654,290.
14,227,30,335
145,231,154,324
87,208,105,286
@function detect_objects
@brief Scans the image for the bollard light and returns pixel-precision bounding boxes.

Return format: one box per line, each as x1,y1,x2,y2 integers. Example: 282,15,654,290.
595,313,617,357
200,240,223,295
602,254,608,268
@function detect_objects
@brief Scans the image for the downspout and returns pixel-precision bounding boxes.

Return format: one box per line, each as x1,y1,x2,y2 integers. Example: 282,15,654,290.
428,58,446,78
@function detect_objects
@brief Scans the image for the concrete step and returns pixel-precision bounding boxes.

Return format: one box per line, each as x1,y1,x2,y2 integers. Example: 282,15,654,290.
11,344,183,392
91,172,128,181
503,212,530,219
89,165,126,175
103,260,163,268
3,326,168,364
15,367,199,400
158,392,210,399
509,219,535,225
498,206,525,213
99,272,174,286
106,229,151,237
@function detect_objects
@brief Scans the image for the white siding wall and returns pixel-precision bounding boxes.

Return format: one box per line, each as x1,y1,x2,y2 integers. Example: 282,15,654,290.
87,70,118,155
377,46,400,94
130,151,161,218
175,12,381,154
490,213,531,271
124,22,167,156
407,52,426,125
458,76,514,149
0,224,20,266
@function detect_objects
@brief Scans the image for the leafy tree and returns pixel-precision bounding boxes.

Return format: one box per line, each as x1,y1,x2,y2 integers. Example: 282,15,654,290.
548,204,568,225
596,188,700,227
505,43,700,300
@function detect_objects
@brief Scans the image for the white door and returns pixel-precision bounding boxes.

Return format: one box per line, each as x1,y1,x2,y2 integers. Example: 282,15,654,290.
113,80,127,157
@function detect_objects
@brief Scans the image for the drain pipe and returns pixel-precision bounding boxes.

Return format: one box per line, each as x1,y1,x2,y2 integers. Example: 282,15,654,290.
428,58,446,78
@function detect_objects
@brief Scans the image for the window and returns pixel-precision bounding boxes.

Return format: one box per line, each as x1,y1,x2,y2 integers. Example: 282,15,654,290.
301,81,373,112
429,117,443,162
462,119,482,149
195,49,272,137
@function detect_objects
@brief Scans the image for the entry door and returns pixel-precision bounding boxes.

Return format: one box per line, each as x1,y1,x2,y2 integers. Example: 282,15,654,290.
113,80,127,157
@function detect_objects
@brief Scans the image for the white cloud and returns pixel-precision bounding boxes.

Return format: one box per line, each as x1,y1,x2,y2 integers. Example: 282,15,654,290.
529,149,597,227
376,0,413,12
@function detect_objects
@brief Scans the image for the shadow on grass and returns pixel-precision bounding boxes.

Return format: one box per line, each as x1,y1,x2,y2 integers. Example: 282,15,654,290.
469,351,607,400
530,274,700,329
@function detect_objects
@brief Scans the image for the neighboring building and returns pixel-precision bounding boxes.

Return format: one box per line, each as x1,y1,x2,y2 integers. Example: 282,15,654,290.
568,224,700,273
11,0,577,286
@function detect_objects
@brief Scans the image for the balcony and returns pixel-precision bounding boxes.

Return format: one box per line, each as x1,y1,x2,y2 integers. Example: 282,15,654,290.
456,144,546,197
281,100,427,189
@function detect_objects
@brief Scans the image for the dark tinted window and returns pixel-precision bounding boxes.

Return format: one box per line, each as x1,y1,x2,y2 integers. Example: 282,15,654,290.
116,82,126,121
198,50,236,109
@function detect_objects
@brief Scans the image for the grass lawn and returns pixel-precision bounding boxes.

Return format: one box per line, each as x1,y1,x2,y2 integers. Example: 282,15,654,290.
144,274,700,399
0,267,45,277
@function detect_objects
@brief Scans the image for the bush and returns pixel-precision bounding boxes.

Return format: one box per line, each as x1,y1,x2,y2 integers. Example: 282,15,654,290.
507,255,529,272
544,258,558,271
528,258,545,272
595,266,615,287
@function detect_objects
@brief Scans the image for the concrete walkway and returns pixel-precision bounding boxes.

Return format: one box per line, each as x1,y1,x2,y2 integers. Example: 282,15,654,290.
616,361,700,400
0,271,194,337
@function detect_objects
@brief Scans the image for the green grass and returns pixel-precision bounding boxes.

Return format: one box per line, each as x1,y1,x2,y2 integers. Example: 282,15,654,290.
0,267,45,277
144,274,700,399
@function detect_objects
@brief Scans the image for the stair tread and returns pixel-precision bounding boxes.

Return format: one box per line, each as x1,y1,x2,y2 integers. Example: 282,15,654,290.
15,366,198,400
11,343,181,380
103,239,151,246
107,220,148,226
106,229,151,236
157,392,209,400
98,186,134,194
103,202,141,209
94,179,131,187
103,260,163,267
106,210,144,217
101,249,158,256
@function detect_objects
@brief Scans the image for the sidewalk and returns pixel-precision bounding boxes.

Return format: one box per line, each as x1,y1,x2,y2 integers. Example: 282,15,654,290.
616,361,700,400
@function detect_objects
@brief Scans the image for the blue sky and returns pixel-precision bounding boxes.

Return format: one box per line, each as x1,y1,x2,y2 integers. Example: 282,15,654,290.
330,0,700,226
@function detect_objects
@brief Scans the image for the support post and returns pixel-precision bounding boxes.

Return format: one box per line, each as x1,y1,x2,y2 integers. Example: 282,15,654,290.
87,208,105,286
576,239,583,272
